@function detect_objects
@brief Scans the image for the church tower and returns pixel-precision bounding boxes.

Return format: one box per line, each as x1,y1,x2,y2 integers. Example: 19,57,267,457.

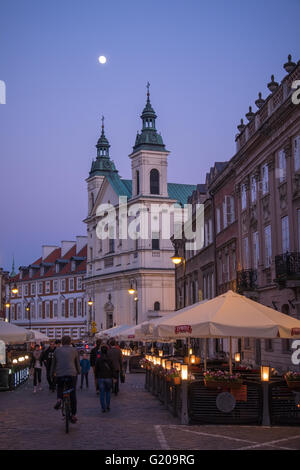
129,83,169,199
86,117,117,215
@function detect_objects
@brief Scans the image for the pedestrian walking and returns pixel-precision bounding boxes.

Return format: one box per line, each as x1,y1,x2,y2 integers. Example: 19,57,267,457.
90,339,102,394
80,353,90,389
50,335,80,424
30,344,43,393
108,339,123,395
41,340,56,392
95,345,114,413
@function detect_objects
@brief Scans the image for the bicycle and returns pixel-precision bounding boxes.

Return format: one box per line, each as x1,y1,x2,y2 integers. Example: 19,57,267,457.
61,378,74,434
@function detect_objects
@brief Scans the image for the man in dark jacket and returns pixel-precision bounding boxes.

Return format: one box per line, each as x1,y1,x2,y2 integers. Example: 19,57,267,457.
107,339,123,395
41,341,56,391
90,339,102,394
95,345,114,412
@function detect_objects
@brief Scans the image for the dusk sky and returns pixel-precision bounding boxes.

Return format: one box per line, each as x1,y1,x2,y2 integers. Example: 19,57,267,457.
1,0,300,272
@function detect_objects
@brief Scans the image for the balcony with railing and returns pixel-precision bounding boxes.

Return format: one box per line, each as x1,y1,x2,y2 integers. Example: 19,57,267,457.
237,269,257,293
275,252,300,287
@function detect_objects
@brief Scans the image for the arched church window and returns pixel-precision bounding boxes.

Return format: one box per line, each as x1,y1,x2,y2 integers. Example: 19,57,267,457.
154,301,160,311
150,169,160,195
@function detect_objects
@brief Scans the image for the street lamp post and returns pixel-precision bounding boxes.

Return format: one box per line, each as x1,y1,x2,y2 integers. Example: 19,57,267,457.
171,247,186,308
128,281,138,325
5,300,11,322
87,298,93,336
26,303,31,330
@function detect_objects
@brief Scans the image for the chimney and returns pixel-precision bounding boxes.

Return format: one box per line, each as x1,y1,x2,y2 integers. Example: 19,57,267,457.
61,241,75,257
76,236,88,254
42,245,59,260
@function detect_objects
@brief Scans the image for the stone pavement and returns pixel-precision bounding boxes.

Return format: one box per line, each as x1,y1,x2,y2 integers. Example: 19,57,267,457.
2,372,300,450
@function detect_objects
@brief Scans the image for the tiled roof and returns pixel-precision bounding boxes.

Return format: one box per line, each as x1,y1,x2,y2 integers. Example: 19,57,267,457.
115,179,197,206
12,245,87,282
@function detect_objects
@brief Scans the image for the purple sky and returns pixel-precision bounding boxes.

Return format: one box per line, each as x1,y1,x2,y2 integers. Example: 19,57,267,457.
1,0,300,271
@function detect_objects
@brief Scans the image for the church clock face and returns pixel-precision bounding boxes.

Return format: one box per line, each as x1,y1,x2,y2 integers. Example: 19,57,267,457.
103,161,111,169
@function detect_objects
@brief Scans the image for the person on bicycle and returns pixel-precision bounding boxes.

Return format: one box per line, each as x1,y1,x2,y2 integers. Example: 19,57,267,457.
50,335,80,424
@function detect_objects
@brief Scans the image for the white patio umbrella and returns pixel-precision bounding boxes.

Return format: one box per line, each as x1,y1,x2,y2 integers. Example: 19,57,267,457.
95,324,131,339
0,321,34,344
154,290,300,373
27,329,49,342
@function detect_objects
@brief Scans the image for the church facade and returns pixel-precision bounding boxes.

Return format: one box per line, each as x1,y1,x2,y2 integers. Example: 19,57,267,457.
84,87,196,331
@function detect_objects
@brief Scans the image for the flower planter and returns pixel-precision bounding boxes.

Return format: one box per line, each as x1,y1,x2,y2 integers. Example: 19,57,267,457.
286,380,300,391
166,376,171,382
172,377,181,385
204,379,243,391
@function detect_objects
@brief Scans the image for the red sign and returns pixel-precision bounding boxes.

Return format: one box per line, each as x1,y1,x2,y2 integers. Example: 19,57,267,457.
292,328,300,336
175,325,192,334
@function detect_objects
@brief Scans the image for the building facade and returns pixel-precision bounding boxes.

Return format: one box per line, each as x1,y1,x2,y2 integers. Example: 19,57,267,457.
84,88,196,331
6,237,88,340
173,56,300,371
0,267,9,320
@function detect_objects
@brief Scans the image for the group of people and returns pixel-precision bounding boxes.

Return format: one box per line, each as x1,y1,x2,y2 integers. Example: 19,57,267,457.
29,336,124,423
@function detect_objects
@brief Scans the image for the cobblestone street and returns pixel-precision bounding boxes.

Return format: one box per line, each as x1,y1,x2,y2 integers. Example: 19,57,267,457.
2,372,300,450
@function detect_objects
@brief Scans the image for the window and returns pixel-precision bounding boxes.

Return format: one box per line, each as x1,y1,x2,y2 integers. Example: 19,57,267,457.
294,136,300,171
253,231,259,269
224,195,235,226
38,282,43,294
77,299,82,317
109,238,115,253
69,278,74,291
232,251,236,279
224,253,229,282
154,301,160,311
150,169,160,195
31,304,35,319
216,208,221,233
24,285,28,296
53,280,58,293
89,247,93,261
45,281,50,294
61,279,66,292
298,209,300,252
152,232,160,250
264,225,272,267
278,149,286,182
241,184,247,210
281,216,290,253
61,301,65,317
69,299,74,317
17,304,21,319
136,170,140,195
251,175,257,203
208,219,213,244
243,237,249,269
77,277,82,290
31,283,35,295
262,164,269,194
265,339,273,351
18,285,22,297
45,302,50,318
53,301,58,318
38,303,42,319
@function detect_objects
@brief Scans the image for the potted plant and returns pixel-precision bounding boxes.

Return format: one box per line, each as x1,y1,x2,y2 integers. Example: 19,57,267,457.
284,371,300,390
203,370,243,390
168,368,181,385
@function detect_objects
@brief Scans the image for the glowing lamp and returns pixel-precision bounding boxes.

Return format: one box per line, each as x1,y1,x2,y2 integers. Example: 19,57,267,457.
159,350,163,357
235,352,241,362
261,365,270,382
128,284,135,295
162,359,166,368
87,298,93,306
5,301,10,308
190,355,196,364
174,362,181,371
157,357,161,366
171,250,182,265
189,348,193,355
166,360,172,371
12,285,18,295
12,359,17,364
181,364,188,380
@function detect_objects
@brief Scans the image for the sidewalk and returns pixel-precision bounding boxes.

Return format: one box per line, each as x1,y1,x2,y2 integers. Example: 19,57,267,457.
0,371,178,450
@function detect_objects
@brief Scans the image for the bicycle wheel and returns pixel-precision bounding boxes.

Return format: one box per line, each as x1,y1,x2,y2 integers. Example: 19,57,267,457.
65,398,70,434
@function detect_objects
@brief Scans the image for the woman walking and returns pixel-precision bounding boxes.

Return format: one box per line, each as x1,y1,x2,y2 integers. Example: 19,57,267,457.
30,344,43,393
95,345,114,413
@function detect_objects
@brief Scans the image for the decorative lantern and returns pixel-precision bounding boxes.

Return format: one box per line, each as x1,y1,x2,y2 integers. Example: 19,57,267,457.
159,350,163,357
189,348,193,355
234,352,241,363
162,359,166,369
261,365,270,382
174,362,181,371
190,355,196,364
166,360,172,370
181,364,188,380
157,357,161,366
